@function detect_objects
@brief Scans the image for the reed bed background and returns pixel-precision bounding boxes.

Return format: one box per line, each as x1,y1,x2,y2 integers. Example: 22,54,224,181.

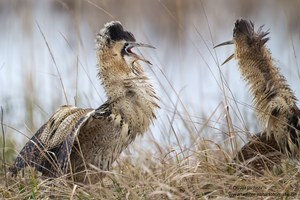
0,0,300,199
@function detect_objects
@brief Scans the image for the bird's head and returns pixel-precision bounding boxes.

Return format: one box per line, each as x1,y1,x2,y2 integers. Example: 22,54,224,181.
214,19,270,65
96,21,155,69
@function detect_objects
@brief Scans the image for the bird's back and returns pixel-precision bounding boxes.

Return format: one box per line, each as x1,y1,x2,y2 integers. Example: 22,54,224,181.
233,132,286,174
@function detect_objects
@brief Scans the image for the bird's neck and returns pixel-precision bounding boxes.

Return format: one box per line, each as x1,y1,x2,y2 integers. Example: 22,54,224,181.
236,46,297,117
98,53,159,134
236,45,299,154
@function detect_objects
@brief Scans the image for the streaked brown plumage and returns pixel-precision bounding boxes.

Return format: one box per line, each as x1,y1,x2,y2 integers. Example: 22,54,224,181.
215,19,300,174
9,21,159,183
233,132,286,175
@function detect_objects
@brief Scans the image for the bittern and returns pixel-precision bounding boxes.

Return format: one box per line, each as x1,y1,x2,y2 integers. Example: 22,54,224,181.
9,21,159,183
215,19,300,174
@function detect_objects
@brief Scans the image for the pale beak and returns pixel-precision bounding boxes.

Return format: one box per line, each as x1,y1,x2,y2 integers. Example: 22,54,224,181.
214,40,235,65
125,42,155,65
213,40,234,48
220,53,235,65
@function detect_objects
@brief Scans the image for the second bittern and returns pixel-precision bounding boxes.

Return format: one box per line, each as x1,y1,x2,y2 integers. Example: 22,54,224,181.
9,21,159,183
215,19,300,173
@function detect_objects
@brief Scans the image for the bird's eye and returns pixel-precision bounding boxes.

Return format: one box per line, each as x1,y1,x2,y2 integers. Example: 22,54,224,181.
121,43,131,57
124,43,132,54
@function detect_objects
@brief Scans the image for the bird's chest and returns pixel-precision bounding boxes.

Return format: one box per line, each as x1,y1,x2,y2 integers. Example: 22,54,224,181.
75,114,133,159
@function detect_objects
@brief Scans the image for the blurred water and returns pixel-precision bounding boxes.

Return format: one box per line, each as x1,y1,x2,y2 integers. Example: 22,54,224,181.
0,0,300,151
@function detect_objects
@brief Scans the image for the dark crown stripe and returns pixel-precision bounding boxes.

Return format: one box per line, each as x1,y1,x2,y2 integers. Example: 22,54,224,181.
107,22,135,42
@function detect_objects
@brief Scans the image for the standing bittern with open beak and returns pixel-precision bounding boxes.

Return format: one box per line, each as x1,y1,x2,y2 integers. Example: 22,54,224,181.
215,19,300,174
9,21,159,183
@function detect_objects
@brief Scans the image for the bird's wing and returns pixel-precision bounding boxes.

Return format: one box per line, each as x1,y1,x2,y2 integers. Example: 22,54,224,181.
10,105,93,176
54,110,95,175
55,102,113,174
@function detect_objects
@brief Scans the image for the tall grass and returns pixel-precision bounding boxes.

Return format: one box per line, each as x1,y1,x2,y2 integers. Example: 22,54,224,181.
1,0,300,199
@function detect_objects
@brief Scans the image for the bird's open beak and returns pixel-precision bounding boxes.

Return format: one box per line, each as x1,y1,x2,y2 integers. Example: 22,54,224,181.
125,42,155,65
214,40,235,65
